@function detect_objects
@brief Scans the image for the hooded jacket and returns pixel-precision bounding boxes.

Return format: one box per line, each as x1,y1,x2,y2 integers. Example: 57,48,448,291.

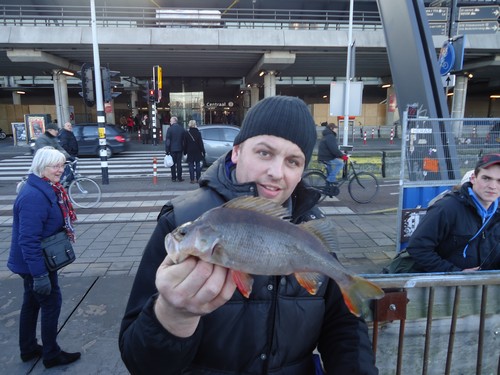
8,174,64,277
317,127,343,162
406,183,500,272
119,152,378,375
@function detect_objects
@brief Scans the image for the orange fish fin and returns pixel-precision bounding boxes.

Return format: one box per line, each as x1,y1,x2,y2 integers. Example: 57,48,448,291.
294,272,325,295
231,270,254,298
299,219,339,254
338,275,385,317
223,196,289,220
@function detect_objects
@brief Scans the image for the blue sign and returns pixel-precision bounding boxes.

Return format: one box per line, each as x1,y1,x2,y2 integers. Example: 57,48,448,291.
439,40,456,76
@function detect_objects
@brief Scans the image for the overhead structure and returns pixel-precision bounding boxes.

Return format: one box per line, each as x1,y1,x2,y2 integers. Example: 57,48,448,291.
376,0,460,180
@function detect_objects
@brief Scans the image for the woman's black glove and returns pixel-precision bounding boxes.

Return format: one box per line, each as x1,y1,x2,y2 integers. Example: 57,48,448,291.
33,274,51,295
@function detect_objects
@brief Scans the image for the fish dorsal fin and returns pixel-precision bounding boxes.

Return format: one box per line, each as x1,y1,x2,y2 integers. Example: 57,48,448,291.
299,219,339,253
222,196,289,219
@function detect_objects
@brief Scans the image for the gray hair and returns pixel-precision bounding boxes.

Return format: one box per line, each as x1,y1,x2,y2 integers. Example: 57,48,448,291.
188,120,197,128
29,146,66,177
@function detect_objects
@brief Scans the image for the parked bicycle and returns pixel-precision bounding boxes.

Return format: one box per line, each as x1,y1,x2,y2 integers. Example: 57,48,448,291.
303,153,379,204
0,128,6,140
17,160,102,208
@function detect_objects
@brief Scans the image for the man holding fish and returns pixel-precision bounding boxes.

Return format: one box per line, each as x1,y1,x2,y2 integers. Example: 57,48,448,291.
119,95,382,374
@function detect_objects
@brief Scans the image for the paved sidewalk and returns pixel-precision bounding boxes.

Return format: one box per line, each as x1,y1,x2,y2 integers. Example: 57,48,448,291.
0,140,398,374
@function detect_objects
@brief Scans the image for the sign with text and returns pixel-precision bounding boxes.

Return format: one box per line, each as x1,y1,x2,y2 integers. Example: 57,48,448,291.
458,5,500,20
458,20,499,33
425,7,449,21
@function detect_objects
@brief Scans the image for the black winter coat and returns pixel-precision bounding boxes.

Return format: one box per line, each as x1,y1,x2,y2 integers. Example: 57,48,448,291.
119,152,378,375
407,183,500,272
58,128,79,157
317,127,343,161
185,127,205,163
165,123,186,153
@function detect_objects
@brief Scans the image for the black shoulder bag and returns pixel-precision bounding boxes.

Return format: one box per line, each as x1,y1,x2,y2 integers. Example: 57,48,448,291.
41,231,76,271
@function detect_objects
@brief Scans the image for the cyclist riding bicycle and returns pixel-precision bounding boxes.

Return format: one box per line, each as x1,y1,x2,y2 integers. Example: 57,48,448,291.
317,123,347,183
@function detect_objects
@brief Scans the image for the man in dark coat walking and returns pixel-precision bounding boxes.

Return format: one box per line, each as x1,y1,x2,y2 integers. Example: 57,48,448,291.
58,122,78,160
165,116,187,182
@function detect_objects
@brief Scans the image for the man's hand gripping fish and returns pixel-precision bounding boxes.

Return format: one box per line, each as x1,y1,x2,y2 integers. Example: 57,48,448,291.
165,196,384,316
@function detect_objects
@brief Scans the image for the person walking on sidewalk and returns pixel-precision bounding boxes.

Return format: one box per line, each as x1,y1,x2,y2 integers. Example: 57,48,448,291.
317,122,345,183
58,122,78,160
119,96,378,375
185,120,205,184
34,122,70,159
7,147,81,369
165,116,187,182
405,153,500,272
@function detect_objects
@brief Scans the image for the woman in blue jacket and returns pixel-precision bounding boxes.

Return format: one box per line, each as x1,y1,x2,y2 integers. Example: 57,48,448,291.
7,146,81,369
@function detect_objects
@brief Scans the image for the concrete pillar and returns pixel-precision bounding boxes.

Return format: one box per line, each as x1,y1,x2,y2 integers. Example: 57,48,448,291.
250,84,259,107
263,70,276,98
12,92,22,105
130,90,138,117
451,75,468,136
385,86,397,127
52,70,70,125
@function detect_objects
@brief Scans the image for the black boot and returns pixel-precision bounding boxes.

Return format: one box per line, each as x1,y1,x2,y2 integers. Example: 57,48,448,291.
21,344,43,362
43,350,81,368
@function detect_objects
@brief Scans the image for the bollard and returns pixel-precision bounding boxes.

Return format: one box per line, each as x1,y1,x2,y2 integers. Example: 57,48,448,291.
390,128,394,144
372,128,375,139
153,157,158,185
138,131,141,142
363,131,367,145
378,126,381,138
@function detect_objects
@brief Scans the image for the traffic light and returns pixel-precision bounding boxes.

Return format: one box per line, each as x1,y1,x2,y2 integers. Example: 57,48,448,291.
78,63,95,107
148,89,156,103
101,67,121,103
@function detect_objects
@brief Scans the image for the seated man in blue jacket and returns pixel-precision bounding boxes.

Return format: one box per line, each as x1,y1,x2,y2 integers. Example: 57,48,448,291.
406,153,500,272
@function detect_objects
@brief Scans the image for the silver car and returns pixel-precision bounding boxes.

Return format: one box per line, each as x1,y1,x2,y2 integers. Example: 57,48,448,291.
197,125,240,165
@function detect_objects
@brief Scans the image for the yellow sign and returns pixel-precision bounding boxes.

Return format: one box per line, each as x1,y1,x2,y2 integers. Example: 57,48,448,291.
98,127,106,139
157,66,162,89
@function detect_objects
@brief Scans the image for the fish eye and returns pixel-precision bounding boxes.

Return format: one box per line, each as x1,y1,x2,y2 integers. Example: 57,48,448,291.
177,221,192,236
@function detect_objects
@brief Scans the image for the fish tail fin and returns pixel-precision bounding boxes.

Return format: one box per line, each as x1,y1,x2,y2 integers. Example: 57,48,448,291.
339,275,384,317
231,270,254,298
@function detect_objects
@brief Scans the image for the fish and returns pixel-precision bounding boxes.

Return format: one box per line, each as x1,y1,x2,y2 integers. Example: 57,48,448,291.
165,196,384,316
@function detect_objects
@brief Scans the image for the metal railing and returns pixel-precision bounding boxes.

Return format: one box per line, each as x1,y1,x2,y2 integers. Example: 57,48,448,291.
366,272,500,375
0,4,382,30
402,117,499,185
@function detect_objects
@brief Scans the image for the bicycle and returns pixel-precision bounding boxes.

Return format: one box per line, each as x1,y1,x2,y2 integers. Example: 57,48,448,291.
17,160,102,209
303,154,379,204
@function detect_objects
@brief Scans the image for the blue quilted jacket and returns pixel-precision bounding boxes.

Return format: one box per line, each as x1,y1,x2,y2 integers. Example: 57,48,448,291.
8,174,64,277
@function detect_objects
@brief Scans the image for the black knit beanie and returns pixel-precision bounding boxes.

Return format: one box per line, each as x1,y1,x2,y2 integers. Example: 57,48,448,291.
234,96,317,166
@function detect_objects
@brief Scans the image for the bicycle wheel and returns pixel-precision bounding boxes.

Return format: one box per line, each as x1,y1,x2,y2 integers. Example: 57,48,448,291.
302,170,328,202
348,172,379,204
68,177,102,208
